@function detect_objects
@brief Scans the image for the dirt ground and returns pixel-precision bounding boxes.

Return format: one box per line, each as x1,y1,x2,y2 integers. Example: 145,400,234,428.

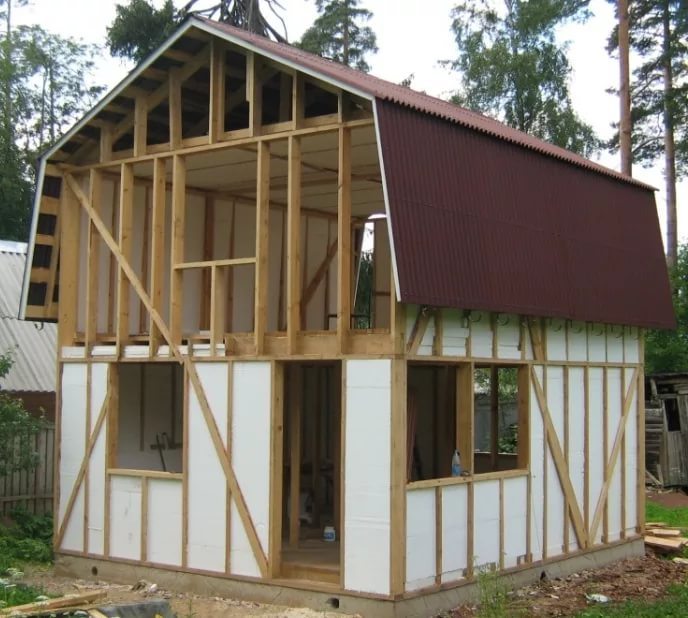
15,491,688,618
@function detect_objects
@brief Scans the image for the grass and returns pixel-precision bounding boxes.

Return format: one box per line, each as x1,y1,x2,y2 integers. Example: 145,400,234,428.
0,509,53,573
645,500,688,531
0,567,49,610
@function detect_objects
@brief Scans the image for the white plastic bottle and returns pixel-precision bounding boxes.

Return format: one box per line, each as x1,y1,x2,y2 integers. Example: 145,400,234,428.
451,449,462,476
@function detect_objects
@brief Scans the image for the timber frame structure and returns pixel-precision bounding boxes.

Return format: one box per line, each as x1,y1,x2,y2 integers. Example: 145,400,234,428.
20,17,674,618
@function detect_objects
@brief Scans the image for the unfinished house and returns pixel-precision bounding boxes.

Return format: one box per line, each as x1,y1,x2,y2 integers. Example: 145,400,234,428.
20,17,675,617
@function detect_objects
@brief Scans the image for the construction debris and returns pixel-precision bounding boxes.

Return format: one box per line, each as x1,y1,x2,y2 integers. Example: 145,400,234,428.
644,524,688,553
0,591,106,616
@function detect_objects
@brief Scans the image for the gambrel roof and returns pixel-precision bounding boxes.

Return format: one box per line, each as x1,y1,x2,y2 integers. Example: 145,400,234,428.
23,17,675,329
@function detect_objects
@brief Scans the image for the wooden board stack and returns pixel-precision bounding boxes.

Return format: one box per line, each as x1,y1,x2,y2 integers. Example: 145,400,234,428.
644,522,688,552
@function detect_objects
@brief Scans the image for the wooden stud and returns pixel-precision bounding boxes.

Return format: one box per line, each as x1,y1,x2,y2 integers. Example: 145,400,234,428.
490,366,499,470
248,53,262,137
107,183,119,334
637,332,645,534
287,136,301,354
210,265,226,356
149,158,166,354
390,269,405,355
435,486,442,585
456,364,474,474
58,180,80,347
517,365,530,471
170,155,186,347
337,127,352,354
288,366,302,548
85,169,103,350
169,68,182,150
209,39,226,142
268,362,284,578
406,309,431,355
390,358,407,595
141,476,149,562
588,368,639,545
134,94,148,158
300,238,337,315
100,124,113,163
528,319,545,363
530,366,588,549
116,164,134,355
254,141,270,355
292,74,304,129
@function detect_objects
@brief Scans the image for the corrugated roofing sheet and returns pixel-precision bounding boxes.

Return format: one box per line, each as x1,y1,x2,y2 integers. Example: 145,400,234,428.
0,241,56,392
376,101,675,329
199,17,653,190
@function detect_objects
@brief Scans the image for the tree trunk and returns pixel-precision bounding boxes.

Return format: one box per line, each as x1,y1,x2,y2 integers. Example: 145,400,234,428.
662,2,677,267
618,0,632,176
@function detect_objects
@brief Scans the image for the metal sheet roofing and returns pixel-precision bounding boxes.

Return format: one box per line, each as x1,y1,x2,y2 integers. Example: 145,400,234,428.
376,101,675,330
0,241,56,392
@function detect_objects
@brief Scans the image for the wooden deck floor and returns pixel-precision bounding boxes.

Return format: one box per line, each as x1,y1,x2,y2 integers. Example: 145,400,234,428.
281,539,340,584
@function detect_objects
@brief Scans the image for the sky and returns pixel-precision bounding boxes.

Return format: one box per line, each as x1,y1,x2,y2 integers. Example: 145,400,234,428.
14,0,686,245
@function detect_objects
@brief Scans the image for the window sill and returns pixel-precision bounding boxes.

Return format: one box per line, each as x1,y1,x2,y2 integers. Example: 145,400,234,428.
406,468,528,490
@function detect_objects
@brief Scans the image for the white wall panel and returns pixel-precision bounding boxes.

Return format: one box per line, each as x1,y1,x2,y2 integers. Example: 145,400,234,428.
546,319,567,361
623,328,640,363
624,368,638,533
606,328,624,364
567,322,587,361
405,489,435,591
109,475,142,561
230,362,271,577
344,359,391,595
529,366,544,561
87,363,109,554
606,369,622,542
473,480,500,568
588,325,606,362
60,364,88,551
147,479,183,566
588,368,604,545
503,476,527,568
470,312,492,358
441,484,467,582
442,310,468,357
188,363,228,572
567,367,586,551
497,315,521,360
545,367,565,558
416,315,435,356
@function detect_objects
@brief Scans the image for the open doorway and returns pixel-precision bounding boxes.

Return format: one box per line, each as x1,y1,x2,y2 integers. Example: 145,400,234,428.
281,362,342,584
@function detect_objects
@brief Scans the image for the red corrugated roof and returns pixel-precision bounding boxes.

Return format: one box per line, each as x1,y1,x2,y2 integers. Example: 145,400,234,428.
376,101,675,329
200,17,653,190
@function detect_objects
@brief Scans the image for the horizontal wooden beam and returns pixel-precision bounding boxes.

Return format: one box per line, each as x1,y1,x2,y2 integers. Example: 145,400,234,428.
173,257,256,270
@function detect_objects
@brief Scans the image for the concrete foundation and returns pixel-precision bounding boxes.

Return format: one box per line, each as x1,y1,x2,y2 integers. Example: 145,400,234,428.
56,537,645,618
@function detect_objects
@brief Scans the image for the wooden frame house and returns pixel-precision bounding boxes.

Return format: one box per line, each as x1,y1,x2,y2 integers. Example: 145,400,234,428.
20,18,675,617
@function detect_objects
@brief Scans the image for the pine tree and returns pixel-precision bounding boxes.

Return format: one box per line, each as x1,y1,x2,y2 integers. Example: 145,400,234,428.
298,0,378,72
107,0,286,64
618,0,687,267
447,0,598,157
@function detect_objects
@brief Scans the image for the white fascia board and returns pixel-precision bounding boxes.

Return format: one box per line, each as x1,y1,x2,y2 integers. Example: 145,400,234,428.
19,157,47,320
372,99,401,302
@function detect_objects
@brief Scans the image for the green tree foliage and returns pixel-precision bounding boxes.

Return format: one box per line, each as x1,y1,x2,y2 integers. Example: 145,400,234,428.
298,0,377,71
0,3,103,241
107,0,286,65
645,244,688,374
0,352,44,478
447,0,598,157
608,0,687,267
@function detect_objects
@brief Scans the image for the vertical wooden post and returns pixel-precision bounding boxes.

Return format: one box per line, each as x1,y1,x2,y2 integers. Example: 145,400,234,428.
390,269,405,355
457,364,474,474
85,169,103,351
209,39,226,142
210,265,226,356
490,366,499,469
289,366,302,547
292,74,304,130
337,127,352,354
100,124,113,164
134,94,147,158
169,68,182,149
269,361,284,578
254,141,270,355
248,53,262,137
58,177,80,348
390,357,407,596
517,365,530,470
287,136,301,354
149,158,166,355
170,155,186,347
116,164,134,355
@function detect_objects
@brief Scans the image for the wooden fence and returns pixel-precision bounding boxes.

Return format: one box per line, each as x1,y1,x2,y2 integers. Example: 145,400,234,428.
0,425,54,515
